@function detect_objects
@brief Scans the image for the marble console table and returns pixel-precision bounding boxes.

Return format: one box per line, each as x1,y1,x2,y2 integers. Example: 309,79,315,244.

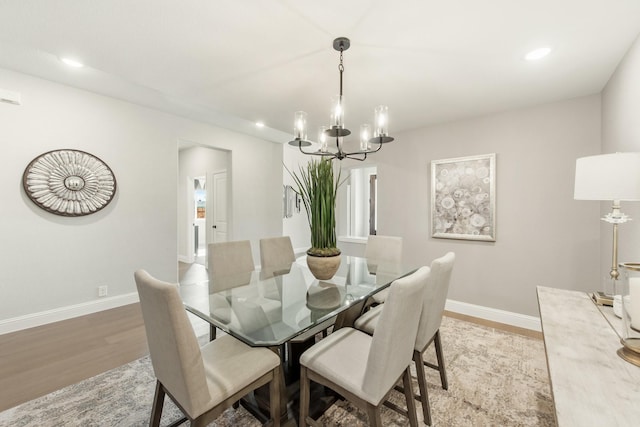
537,286,640,426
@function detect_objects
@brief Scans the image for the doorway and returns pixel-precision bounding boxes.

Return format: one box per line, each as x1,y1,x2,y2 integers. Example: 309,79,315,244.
209,170,228,245
178,144,231,266
192,172,227,266
193,176,207,265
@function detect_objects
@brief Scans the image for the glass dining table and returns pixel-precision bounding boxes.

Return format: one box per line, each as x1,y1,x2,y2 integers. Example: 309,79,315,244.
180,255,416,347
179,255,417,423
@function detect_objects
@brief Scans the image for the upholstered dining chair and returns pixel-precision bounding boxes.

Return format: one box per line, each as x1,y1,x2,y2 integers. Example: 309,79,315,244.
134,270,281,427
260,235,334,360
208,240,255,289
259,236,296,278
354,252,455,425
299,266,430,427
258,236,297,304
365,235,403,304
208,240,255,339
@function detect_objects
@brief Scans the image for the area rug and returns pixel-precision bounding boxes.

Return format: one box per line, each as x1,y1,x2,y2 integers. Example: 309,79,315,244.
0,317,556,426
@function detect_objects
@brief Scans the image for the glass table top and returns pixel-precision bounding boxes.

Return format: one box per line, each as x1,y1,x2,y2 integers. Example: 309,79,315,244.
180,255,417,347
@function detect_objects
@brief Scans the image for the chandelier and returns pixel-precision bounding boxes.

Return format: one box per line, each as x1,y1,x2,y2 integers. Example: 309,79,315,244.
288,37,394,161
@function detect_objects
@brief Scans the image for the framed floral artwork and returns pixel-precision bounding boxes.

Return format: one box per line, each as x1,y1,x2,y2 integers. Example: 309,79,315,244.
431,153,496,241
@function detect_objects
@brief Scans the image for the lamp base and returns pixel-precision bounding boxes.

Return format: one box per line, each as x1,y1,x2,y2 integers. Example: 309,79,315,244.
591,291,613,306
617,338,640,367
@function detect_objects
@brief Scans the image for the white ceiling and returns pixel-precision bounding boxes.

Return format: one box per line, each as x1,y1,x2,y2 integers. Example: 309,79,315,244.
1,0,639,144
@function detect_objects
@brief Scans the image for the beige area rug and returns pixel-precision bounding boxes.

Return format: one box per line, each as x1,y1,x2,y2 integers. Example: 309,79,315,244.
0,317,555,426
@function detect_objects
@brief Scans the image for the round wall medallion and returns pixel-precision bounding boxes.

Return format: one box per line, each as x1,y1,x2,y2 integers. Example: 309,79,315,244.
22,149,117,216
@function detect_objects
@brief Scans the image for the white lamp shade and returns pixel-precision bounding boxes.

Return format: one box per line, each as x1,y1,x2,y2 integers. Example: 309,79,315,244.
574,152,640,201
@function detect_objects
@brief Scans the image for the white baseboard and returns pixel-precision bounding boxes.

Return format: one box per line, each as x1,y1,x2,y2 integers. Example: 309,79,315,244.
0,292,140,335
0,293,540,336
445,299,541,332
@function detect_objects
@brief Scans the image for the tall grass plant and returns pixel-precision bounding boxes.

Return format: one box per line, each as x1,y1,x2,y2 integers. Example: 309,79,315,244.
287,158,346,256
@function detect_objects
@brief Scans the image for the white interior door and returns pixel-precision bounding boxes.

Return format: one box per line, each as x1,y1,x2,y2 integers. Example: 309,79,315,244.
186,176,196,264
209,170,228,244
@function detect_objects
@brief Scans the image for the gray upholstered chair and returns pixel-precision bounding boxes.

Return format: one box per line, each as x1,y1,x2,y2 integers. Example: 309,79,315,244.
365,235,403,263
299,266,430,427
259,236,296,277
258,236,296,303
354,252,455,425
208,240,255,289
207,240,255,339
260,236,334,360
365,235,403,304
134,269,280,427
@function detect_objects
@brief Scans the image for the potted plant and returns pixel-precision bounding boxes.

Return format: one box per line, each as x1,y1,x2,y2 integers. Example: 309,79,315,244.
287,158,345,279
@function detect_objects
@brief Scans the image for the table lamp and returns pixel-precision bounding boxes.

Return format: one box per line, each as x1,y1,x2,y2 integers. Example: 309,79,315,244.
574,152,640,303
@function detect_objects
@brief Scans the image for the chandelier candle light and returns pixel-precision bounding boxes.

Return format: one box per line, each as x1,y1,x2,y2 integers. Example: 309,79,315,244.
288,37,394,161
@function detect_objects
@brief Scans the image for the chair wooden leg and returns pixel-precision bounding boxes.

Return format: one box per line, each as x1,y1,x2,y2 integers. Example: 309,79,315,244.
150,380,165,427
403,367,419,427
367,404,383,427
299,366,310,427
414,351,432,425
269,366,281,427
434,330,448,390
209,324,217,341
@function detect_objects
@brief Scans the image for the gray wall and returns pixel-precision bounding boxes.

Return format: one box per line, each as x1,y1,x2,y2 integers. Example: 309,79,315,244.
373,95,602,317
285,95,603,317
602,34,640,274
0,67,282,321
7,34,634,323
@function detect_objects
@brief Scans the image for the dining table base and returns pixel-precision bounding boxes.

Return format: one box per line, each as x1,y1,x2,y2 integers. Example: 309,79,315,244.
244,346,341,425
244,300,368,425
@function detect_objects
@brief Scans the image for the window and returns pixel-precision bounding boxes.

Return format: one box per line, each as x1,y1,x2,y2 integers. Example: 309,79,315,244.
344,166,377,237
369,173,377,235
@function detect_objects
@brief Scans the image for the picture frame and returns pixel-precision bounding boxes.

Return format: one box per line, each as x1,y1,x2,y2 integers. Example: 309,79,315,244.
283,184,300,218
431,153,496,241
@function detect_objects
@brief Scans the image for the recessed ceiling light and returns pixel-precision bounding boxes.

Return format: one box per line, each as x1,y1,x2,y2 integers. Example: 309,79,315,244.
60,57,84,68
255,121,265,128
525,47,551,61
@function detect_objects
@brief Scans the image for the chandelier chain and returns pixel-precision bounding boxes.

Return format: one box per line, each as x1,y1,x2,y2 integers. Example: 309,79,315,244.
338,50,344,97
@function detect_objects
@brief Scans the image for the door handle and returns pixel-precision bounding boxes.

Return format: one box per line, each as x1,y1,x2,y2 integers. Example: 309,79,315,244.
213,225,217,228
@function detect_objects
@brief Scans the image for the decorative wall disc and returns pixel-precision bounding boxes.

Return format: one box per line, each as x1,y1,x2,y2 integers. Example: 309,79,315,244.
23,149,117,216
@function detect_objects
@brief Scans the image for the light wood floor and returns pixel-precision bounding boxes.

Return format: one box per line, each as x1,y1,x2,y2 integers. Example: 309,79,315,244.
0,303,148,412
0,264,541,413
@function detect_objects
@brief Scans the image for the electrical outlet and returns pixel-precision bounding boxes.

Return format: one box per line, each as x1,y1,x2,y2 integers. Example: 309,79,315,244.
98,285,108,297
